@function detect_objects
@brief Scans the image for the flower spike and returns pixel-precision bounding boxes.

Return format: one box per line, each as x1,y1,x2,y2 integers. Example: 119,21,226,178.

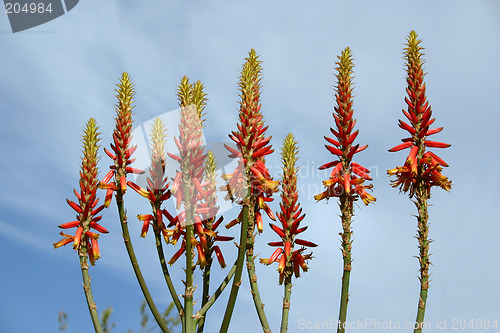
262,134,315,281
101,72,144,195
260,133,315,332
387,31,452,333
220,49,277,333
54,118,107,265
315,48,375,205
314,48,375,332
388,31,452,198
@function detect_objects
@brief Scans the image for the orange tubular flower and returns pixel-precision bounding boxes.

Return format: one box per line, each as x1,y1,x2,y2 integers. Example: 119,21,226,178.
222,49,279,226
388,31,452,332
315,47,375,332
315,48,375,206
161,77,232,269
54,118,108,266
100,72,144,198
261,134,316,284
127,117,172,240
388,31,452,198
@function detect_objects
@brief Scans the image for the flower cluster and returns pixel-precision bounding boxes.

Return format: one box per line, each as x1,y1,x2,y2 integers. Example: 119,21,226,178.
100,72,144,201
200,151,233,268
162,77,233,268
387,31,451,197
222,49,279,228
54,118,108,265
127,117,172,240
315,47,375,205
261,134,316,284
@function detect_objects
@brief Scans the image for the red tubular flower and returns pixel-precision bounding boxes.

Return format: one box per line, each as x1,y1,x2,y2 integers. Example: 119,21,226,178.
127,117,175,242
315,47,375,206
314,48,375,329
100,72,144,196
261,134,316,284
387,32,452,197
152,77,232,269
388,31,452,330
54,118,107,265
221,49,279,231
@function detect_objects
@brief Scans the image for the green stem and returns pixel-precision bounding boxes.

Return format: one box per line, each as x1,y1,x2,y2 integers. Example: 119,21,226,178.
79,253,103,333
196,251,213,333
195,261,237,322
414,186,430,333
338,266,351,333
154,231,184,315
184,213,195,333
415,286,428,332
337,194,353,333
246,252,271,332
116,191,171,333
280,281,292,333
246,204,271,332
219,203,250,333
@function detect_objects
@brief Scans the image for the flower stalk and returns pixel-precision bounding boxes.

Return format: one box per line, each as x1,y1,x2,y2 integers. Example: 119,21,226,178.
173,77,207,333
388,31,451,333
54,118,106,333
220,49,278,333
100,73,171,333
315,47,375,333
261,133,316,333
129,117,184,315
197,151,218,333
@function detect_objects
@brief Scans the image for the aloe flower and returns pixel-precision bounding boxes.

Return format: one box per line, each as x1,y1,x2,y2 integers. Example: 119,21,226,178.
54,118,108,266
261,133,316,333
193,150,235,333
388,31,451,333
100,72,144,199
220,49,278,333
222,49,279,217
314,48,374,205
199,151,233,270
53,118,106,332
128,117,171,240
261,134,316,282
388,31,452,197
315,47,375,333
100,73,172,333
160,77,232,271
158,76,236,332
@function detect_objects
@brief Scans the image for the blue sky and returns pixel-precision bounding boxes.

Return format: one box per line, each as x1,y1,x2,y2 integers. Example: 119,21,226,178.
1,1,500,332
